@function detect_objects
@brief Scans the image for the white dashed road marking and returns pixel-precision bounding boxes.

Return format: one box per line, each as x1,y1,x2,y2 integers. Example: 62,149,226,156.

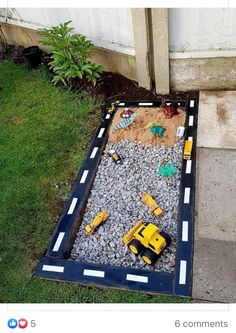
186,160,192,174
67,198,78,214
189,115,194,126
83,269,105,278
90,147,99,159
52,232,65,252
182,221,189,242
184,188,190,204
42,265,64,273
98,128,105,138
179,260,187,284
138,102,153,106
126,274,148,283
80,170,89,184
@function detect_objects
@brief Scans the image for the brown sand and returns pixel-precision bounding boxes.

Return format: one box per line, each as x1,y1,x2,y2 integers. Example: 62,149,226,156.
108,107,186,147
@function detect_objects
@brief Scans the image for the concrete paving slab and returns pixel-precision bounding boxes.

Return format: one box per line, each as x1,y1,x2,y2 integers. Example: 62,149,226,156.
198,91,236,149
192,238,236,303
193,147,236,302
196,148,236,242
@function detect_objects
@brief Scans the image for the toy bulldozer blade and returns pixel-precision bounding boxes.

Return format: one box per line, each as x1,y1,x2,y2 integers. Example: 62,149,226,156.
123,220,143,245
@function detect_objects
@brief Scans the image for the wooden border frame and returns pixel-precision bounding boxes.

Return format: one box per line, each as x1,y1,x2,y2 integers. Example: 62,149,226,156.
35,99,198,297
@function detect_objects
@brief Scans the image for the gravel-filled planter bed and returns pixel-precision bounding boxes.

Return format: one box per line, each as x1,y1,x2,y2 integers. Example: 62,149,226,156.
71,139,184,273
35,99,198,297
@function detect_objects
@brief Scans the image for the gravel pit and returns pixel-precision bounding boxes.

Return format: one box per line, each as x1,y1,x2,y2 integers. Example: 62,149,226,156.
71,138,184,272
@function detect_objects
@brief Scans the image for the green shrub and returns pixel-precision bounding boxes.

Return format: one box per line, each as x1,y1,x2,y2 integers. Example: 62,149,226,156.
39,21,103,87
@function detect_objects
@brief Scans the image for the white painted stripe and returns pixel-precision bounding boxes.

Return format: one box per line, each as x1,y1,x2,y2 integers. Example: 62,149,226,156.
105,114,111,119
186,160,192,174
42,265,64,273
190,100,195,107
90,147,99,159
188,136,193,142
118,103,125,106
138,102,153,106
126,274,148,283
179,260,187,285
67,198,78,214
98,128,105,138
182,221,189,242
52,232,65,252
189,115,194,126
80,170,89,184
170,49,236,60
184,187,190,204
83,269,105,278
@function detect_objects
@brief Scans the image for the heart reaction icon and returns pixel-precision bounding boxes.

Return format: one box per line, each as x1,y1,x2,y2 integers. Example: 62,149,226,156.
18,319,28,329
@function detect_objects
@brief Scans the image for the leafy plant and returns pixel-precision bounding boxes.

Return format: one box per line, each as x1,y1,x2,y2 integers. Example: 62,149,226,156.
39,21,103,87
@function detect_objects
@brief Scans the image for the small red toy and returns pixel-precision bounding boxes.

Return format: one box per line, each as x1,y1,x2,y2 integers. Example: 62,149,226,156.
161,100,178,118
120,108,134,118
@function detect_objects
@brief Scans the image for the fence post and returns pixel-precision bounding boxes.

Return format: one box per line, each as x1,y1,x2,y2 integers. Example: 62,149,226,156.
131,8,151,90
151,8,170,94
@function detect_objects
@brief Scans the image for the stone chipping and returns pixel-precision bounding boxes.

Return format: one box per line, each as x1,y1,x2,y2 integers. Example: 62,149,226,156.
71,138,184,272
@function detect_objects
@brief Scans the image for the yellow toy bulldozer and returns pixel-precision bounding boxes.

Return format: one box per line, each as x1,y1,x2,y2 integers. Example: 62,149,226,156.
85,211,108,235
122,221,171,265
141,193,163,218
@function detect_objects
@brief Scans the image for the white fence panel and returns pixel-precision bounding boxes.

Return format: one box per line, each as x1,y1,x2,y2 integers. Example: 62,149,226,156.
169,8,236,58
0,8,135,55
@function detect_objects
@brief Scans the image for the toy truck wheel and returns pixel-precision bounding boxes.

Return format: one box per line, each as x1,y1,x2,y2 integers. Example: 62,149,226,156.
159,231,171,246
129,239,143,255
142,249,159,265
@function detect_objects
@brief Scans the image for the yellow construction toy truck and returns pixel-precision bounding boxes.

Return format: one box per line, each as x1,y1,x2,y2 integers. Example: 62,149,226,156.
141,193,163,218
183,140,193,160
123,221,171,265
85,211,108,235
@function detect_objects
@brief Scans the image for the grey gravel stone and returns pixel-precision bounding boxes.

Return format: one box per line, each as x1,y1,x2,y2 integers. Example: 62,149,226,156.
71,139,184,272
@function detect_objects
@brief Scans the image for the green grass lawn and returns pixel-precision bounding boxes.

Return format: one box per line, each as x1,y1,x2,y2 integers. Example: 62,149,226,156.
0,61,188,303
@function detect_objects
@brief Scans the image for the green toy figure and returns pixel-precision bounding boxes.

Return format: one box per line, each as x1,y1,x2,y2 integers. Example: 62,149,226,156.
147,122,166,138
158,163,177,177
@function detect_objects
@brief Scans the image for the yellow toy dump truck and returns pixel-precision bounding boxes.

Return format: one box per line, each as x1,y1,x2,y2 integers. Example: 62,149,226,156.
141,193,163,218
183,140,193,160
85,211,108,235
123,221,171,265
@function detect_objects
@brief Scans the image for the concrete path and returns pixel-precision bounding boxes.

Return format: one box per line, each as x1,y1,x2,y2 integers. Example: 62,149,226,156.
192,91,236,303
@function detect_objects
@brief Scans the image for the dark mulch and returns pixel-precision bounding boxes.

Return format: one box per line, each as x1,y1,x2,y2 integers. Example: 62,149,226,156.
94,72,157,101
92,71,199,104
0,42,25,64
0,43,199,102
80,71,198,103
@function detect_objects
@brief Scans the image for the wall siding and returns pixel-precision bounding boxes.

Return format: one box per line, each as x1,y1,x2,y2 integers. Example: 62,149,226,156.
0,8,135,55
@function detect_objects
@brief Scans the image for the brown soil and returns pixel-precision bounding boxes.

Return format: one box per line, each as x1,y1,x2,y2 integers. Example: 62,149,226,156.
109,107,186,147
89,72,199,103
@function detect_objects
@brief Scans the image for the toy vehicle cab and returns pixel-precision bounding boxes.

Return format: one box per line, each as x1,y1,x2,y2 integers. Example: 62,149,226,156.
122,221,171,265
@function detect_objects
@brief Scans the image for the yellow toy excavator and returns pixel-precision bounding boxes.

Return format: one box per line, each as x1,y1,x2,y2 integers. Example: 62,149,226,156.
85,211,108,235
122,221,171,265
141,193,163,218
